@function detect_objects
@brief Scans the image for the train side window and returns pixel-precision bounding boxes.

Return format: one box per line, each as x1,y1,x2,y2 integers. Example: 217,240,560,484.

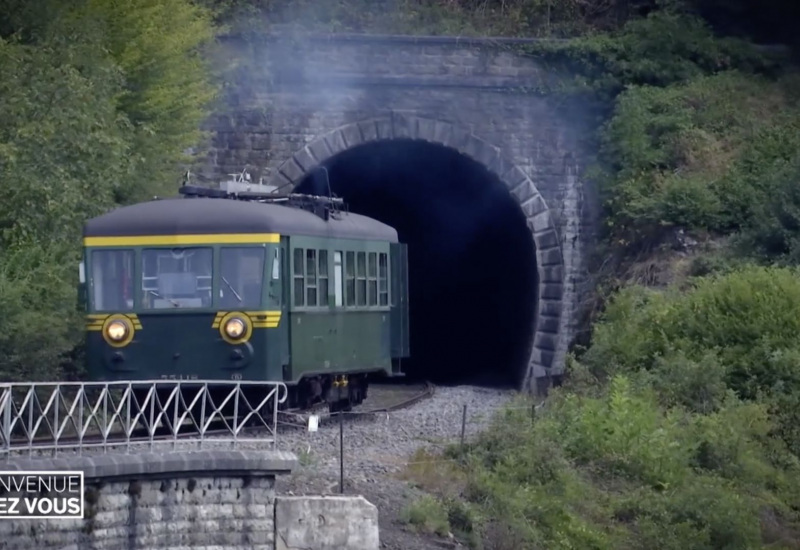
271,249,280,280
293,248,304,307
378,253,389,306
356,252,367,306
319,250,329,306
367,252,378,305
333,251,343,307
305,249,317,306
345,251,355,306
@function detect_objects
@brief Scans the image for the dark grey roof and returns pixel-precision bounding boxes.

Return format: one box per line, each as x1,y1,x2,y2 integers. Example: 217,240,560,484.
83,197,399,242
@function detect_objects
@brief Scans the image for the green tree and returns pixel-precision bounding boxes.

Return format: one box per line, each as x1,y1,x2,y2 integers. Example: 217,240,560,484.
0,0,219,380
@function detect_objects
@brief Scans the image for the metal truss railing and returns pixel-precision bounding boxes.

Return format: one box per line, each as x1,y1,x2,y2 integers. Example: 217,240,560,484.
0,380,288,458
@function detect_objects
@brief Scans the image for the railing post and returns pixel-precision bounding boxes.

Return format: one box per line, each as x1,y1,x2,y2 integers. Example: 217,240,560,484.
53,388,60,454
199,383,207,448
233,383,240,449
1,385,10,457
273,384,279,446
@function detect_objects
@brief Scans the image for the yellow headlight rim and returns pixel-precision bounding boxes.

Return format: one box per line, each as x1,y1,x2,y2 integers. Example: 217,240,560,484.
101,315,135,348
219,312,252,344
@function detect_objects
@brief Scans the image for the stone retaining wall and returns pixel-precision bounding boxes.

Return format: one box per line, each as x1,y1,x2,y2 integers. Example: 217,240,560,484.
0,451,379,550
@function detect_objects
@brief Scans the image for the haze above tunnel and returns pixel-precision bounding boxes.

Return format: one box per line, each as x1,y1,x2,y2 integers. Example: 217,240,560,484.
296,139,537,387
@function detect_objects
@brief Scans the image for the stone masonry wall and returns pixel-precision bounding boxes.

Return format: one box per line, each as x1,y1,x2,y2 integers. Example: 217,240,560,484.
0,451,296,550
197,33,601,385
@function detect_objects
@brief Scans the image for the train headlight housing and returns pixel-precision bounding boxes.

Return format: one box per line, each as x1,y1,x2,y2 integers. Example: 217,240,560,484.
106,320,129,342
224,317,246,340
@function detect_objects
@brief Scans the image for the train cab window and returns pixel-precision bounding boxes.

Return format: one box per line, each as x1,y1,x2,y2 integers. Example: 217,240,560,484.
141,247,212,309
219,247,266,308
333,251,343,307
345,251,355,306
367,252,378,306
90,250,134,311
378,253,389,306
356,252,367,306
319,250,329,306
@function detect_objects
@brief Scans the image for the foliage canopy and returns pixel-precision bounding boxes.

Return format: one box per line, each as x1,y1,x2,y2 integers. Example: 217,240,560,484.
0,0,218,381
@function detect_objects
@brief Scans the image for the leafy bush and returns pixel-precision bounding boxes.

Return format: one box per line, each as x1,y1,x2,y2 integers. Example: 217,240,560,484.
0,245,82,381
401,494,451,537
0,0,218,380
583,265,800,452
444,379,800,549
598,71,800,246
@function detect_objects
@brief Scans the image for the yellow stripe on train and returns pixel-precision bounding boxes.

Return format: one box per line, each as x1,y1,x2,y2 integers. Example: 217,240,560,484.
85,313,142,331
212,311,281,329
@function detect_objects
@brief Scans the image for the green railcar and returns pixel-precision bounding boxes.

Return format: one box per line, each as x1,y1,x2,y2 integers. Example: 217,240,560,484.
79,183,410,411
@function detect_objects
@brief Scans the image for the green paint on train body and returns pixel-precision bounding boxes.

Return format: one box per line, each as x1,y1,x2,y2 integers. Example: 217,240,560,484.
283,235,395,382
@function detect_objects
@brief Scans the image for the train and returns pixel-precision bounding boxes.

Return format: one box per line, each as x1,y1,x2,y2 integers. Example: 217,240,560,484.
78,173,410,412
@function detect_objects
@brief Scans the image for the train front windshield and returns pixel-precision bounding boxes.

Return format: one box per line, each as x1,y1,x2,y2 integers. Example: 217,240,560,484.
87,245,278,311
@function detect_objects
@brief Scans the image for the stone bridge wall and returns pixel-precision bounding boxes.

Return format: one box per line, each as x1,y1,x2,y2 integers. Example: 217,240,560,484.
0,451,379,550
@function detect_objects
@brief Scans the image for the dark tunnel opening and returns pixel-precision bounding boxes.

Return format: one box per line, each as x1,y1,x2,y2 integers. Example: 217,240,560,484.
295,140,537,388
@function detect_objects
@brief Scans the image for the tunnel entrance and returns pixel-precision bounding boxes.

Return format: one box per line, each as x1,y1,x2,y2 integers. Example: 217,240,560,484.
295,139,537,388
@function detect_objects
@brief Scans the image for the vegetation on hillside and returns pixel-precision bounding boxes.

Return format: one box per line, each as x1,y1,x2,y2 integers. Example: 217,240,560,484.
1,0,799,546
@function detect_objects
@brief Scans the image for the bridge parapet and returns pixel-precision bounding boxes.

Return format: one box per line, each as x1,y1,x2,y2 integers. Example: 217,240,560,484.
0,380,288,459
0,450,298,549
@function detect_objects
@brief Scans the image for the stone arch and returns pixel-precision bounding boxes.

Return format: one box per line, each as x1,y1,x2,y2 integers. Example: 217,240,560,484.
271,112,565,393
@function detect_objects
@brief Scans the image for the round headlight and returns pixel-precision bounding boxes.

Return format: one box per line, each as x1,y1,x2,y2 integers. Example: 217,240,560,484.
224,317,246,339
106,320,129,342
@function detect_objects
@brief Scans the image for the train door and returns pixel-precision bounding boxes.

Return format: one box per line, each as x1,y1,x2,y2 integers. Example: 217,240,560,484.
389,242,410,373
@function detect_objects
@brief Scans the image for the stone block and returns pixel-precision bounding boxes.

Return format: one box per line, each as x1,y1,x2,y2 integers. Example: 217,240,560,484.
535,229,560,250
537,315,560,335
340,123,363,148
431,120,453,145
374,118,393,140
357,120,379,142
536,245,563,269
415,116,438,143
275,495,379,550
325,131,348,157
307,139,333,165
292,146,318,171
540,265,563,284
510,181,536,204
391,111,417,140
540,283,564,301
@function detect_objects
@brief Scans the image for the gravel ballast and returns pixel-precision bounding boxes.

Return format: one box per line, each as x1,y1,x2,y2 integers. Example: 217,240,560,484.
276,385,517,549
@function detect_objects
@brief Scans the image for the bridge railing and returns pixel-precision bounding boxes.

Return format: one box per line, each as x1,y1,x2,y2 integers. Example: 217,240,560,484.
0,380,289,459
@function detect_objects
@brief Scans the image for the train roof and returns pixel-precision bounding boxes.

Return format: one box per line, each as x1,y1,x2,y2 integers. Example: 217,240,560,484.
83,197,399,242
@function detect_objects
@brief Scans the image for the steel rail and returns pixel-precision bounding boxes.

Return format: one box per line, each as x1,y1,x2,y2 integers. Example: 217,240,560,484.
277,381,436,429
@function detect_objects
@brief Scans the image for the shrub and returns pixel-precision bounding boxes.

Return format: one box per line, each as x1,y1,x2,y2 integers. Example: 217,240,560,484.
598,71,800,248
451,378,800,549
583,265,800,452
401,494,451,537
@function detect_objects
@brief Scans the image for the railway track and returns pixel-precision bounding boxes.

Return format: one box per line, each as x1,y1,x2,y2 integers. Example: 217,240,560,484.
1,381,435,457
277,380,435,429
